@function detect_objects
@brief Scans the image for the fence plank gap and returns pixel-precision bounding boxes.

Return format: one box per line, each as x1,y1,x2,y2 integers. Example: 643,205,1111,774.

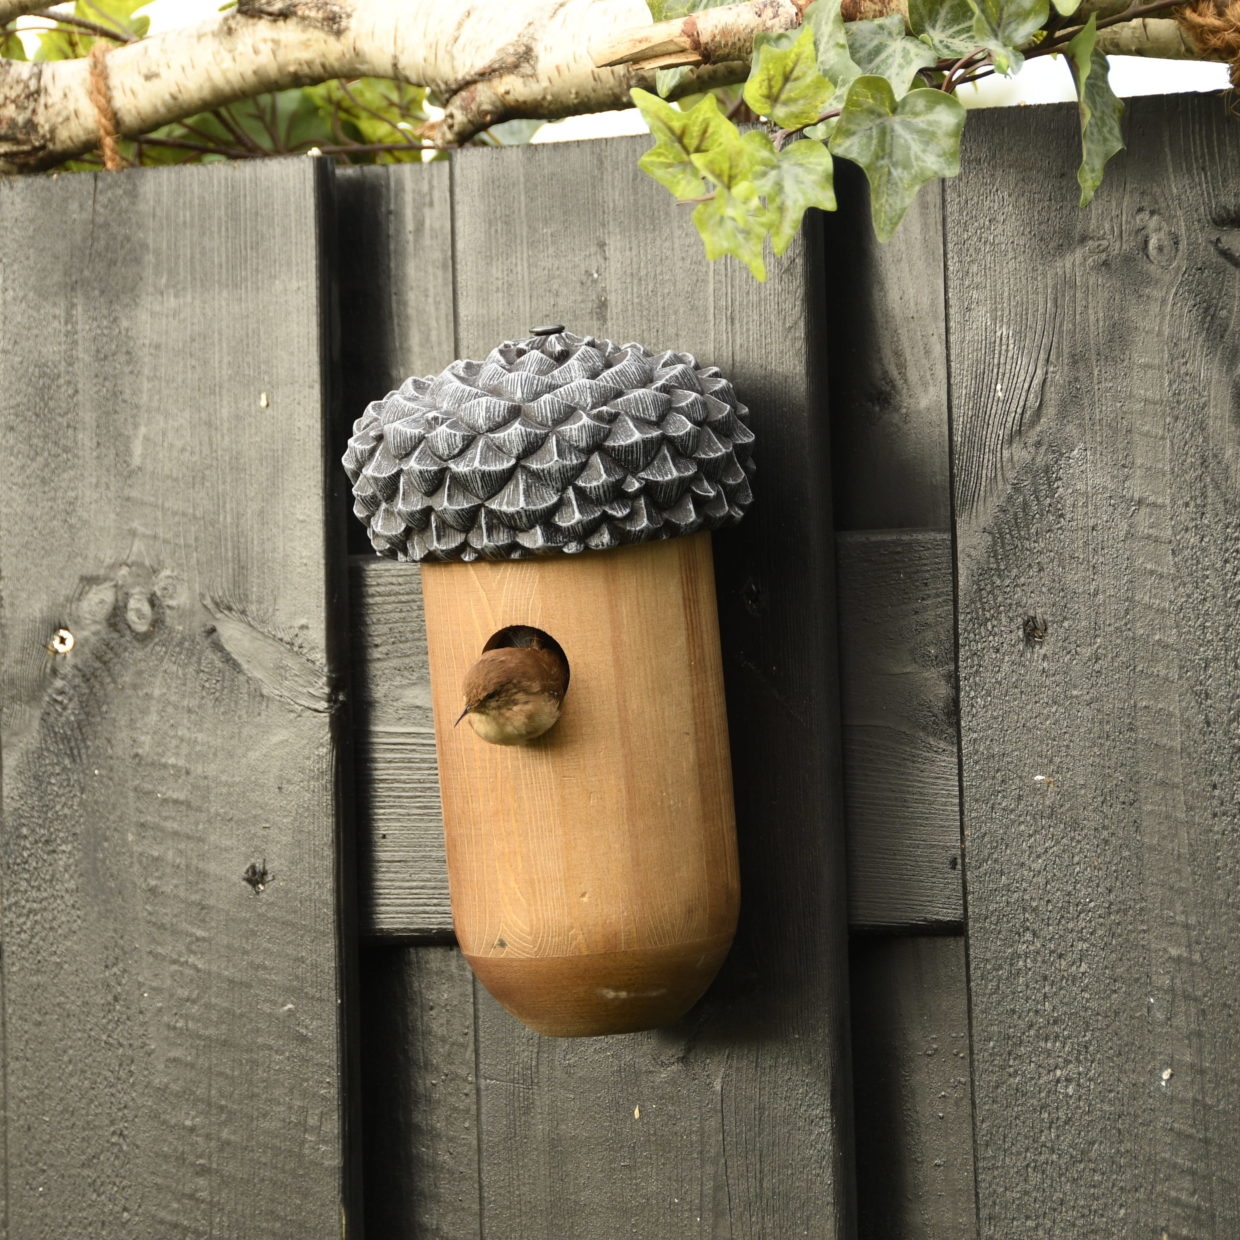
851,935,977,1240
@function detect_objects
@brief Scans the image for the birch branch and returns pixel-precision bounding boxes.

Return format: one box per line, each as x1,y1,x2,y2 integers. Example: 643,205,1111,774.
0,0,1230,176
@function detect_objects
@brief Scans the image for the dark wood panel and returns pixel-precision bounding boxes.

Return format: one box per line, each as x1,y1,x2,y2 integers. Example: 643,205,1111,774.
825,162,952,532
358,945,480,1239
851,936,977,1240
0,163,355,1236
452,136,853,1238
838,531,961,930
352,529,962,937
949,94,1240,1238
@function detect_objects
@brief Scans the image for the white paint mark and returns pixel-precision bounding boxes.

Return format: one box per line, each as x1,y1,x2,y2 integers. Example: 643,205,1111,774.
258,391,270,408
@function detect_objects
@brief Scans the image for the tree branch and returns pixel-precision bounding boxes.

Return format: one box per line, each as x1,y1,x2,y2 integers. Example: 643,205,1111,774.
1,0,757,172
591,0,811,68
0,0,1230,176
1095,15,1202,51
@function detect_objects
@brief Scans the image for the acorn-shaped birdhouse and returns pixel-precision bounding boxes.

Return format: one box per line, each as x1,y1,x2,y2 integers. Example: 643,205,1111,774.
343,328,753,1036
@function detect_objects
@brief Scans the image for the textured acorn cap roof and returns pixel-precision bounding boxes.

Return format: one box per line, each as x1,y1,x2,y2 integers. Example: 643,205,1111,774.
342,329,755,562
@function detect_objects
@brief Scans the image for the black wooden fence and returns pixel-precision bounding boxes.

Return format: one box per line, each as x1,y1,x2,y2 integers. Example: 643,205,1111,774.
1,88,1238,1239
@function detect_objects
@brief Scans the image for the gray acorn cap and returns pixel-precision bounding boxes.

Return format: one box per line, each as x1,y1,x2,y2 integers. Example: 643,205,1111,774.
342,329,755,562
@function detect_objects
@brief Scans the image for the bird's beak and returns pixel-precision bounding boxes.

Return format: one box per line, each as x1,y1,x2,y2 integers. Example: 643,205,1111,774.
453,705,470,728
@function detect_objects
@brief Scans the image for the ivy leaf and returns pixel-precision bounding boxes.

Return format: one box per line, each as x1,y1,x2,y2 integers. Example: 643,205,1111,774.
692,126,776,190
655,66,692,98
803,0,861,99
966,0,1048,74
693,184,772,281
830,76,966,241
845,15,939,97
753,138,837,253
631,88,739,200
1066,14,1124,205
744,26,835,129
909,0,979,58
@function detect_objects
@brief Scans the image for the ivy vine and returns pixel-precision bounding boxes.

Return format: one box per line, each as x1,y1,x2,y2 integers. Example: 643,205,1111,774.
633,0,1136,277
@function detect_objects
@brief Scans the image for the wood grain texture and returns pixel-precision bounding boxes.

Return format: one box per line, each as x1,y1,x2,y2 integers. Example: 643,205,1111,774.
949,94,1240,1238
825,161,952,532
0,162,356,1238
850,936,977,1240
423,535,739,1036
452,135,853,1237
837,531,962,929
348,556,449,938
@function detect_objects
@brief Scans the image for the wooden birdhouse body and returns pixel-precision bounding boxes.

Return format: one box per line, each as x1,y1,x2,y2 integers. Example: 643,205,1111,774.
422,533,739,1036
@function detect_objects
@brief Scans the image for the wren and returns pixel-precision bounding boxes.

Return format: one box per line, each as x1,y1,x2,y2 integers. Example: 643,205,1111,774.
455,636,568,745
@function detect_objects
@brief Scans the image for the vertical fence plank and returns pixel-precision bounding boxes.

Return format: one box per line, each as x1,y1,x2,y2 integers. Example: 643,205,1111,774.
949,94,1240,1237
0,162,355,1238
449,136,852,1239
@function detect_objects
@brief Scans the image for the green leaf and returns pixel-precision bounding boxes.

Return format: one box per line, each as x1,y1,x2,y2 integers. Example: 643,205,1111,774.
1051,0,1081,14
753,138,837,253
966,0,1048,74
743,26,835,129
692,184,772,281
1066,15,1124,205
1,24,27,59
909,0,978,58
845,15,938,97
655,66,693,98
692,127,775,190
803,0,861,98
631,88,738,200
33,26,89,60
830,77,965,241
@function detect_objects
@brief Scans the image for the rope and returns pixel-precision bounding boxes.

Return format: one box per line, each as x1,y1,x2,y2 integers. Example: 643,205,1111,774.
1177,0,1240,88
87,42,124,171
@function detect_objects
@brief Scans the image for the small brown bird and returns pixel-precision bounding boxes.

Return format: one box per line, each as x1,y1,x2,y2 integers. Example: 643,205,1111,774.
455,634,568,745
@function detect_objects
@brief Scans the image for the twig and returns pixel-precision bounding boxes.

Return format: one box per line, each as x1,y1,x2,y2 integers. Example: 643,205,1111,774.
28,8,136,42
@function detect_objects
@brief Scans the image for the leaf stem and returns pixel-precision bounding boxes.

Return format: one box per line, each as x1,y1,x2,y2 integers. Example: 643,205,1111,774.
774,108,840,150
941,48,989,92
